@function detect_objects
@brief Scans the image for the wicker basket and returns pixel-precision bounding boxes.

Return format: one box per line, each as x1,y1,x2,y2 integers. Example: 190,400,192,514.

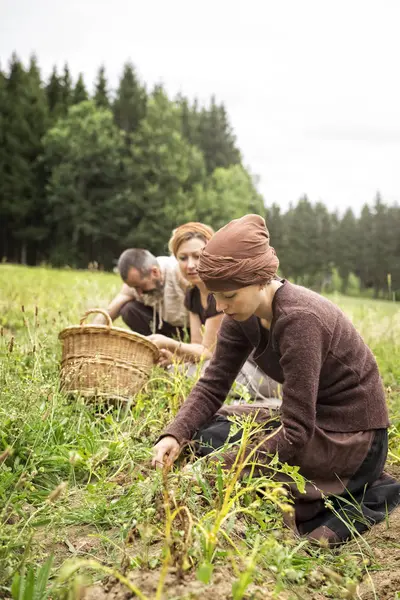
58,309,159,401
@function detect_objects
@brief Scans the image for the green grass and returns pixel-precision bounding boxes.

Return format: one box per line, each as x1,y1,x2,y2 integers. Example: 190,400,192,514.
1,264,400,599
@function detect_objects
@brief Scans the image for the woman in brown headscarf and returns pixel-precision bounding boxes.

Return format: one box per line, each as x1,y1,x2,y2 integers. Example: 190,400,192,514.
152,214,400,545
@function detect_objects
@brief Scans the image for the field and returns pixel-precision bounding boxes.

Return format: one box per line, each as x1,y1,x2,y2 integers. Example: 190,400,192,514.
1,264,400,600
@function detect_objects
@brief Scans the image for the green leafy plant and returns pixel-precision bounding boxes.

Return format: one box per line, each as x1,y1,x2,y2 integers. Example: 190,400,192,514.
11,556,54,600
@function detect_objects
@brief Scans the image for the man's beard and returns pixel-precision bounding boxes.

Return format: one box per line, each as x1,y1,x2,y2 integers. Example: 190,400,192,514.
141,280,163,299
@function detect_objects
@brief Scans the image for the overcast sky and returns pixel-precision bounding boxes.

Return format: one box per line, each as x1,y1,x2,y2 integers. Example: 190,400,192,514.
1,0,399,213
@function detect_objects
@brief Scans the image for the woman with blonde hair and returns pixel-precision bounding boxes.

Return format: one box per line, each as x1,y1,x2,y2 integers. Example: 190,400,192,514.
149,222,279,403
149,222,221,365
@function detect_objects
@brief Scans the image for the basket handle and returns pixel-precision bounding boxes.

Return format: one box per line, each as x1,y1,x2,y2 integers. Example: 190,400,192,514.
80,309,113,328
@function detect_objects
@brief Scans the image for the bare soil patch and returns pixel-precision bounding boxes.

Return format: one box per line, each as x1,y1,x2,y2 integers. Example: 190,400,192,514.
83,566,289,600
74,467,400,599
33,524,118,568
356,465,400,600
358,504,400,600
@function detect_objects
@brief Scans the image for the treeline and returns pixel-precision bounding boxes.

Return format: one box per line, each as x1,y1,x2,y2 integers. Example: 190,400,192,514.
1,54,399,299
0,54,262,268
267,196,400,299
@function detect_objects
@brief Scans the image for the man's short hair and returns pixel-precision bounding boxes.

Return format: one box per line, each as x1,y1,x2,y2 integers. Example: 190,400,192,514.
117,249,158,281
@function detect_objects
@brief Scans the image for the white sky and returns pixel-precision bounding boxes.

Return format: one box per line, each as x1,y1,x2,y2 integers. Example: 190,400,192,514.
1,0,400,213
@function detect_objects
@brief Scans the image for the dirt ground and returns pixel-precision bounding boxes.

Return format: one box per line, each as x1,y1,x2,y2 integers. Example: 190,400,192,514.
357,466,400,600
81,468,400,599
81,508,400,600
81,511,400,600
83,567,288,600
357,508,400,599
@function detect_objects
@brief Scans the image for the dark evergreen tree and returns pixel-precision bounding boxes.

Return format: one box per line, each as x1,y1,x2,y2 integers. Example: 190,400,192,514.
357,204,374,291
335,208,358,293
265,203,287,273
387,204,400,298
180,97,191,139
19,55,50,263
177,95,200,147
94,65,110,108
370,193,392,297
46,66,64,120
113,62,147,134
0,54,49,262
283,197,316,284
72,73,89,104
0,64,8,259
313,201,335,286
61,63,72,111
197,96,241,174
1,54,30,262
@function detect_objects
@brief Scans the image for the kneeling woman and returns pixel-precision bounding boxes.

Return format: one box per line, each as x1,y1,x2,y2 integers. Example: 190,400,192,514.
153,214,400,544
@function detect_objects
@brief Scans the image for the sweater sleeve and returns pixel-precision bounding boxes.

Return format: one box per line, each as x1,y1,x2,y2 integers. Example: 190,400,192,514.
258,311,331,463
162,317,253,444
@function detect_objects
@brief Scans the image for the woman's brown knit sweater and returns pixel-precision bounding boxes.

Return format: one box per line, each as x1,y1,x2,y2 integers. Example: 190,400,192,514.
163,281,389,463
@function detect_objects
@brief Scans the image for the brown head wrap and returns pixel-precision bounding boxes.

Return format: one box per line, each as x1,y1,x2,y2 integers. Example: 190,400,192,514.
198,214,279,291
168,222,214,257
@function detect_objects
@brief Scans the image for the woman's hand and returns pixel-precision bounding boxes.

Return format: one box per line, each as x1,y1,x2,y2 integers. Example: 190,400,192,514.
158,349,174,368
152,436,181,468
148,334,174,351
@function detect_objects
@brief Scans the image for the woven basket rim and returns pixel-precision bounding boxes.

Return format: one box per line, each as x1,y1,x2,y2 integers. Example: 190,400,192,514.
58,323,159,359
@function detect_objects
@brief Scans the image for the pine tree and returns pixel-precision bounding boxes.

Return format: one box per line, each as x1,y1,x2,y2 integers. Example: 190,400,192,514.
387,204,400,298
265,203,287,272
283,197,316,284
179,96,191,140
46,66,64,120
1,54,30,261
357,204,374,291
61,63,72,111
25,55,48,155
197,96,241,174
23,55,49,258
177,95,200,147
313,201,334,287
0,54,45,262
94,65,110,108
0,64,8,259
370,193,392,297
113,62,146,134
335,208,358,293
72,73,89,104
